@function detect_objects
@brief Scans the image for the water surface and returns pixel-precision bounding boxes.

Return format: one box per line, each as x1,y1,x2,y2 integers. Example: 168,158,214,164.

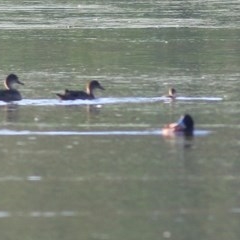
0,1,239,240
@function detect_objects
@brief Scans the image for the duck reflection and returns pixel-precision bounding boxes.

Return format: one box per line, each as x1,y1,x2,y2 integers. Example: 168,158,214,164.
86,105,102,114
163,131,194,149
0,104,19,122
62,104,102,125
65,104,102,115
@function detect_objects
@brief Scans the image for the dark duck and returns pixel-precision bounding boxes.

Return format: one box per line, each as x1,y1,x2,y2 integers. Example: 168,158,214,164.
162,114,194,136
0,74,24,102
56,80,105,100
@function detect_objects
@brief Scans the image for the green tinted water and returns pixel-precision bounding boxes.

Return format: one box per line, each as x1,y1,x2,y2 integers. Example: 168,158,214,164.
0,1,239,240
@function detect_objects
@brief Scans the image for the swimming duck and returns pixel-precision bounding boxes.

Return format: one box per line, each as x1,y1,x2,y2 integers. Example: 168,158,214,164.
56,80,105,100
0,74,24,102
162,114,194,136
166,88,177,99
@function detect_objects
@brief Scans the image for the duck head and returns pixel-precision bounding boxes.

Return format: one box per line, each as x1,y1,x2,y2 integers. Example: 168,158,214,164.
86,80,105,94
168,88,176,98
4,74,24,90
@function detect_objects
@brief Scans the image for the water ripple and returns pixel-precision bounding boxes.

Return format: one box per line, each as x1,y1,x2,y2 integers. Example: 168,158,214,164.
0,97,223,106
0,129,210,136
0,207,239,219
0,2,238,29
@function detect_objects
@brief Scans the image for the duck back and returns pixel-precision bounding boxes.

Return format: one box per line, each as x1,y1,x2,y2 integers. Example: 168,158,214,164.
57,89,94,100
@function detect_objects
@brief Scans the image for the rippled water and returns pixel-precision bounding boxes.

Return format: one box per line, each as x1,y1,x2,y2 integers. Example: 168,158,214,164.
0,1,239,29
0,96,223,106
0,1,240,240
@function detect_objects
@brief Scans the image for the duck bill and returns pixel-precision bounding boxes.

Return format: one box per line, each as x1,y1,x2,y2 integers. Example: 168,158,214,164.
98,85,105,90
17,80,24,85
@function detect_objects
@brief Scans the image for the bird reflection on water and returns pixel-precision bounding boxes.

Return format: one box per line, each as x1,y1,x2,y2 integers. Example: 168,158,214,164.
1,104,19,123
162,130,194,149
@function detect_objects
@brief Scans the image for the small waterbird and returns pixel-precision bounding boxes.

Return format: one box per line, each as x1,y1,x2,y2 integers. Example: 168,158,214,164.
166,88,177,99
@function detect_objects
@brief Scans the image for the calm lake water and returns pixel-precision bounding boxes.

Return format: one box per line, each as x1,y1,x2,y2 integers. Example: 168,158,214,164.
0,1,240,240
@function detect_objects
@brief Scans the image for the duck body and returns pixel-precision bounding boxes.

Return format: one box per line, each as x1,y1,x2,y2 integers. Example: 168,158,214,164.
57,89,94,100
0,89,22,101
57,80,104,100
162,114,194,136
0,74,24,102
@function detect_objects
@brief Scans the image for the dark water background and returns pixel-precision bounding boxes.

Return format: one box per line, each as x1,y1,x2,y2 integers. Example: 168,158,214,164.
0,1,239,239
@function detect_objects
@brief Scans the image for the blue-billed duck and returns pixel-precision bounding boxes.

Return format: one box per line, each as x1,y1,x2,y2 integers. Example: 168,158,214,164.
162,114,194,135
56,80,105,100
0,74,24,102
